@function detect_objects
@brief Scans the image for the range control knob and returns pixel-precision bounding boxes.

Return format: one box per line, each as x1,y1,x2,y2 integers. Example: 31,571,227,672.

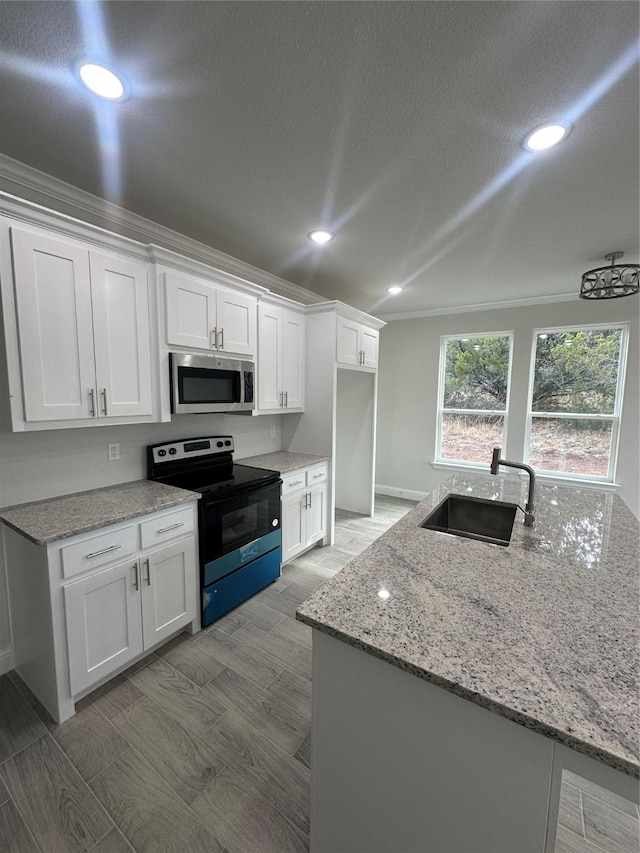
217,441,224,447
158,449,167,457
224,440,231,446
169,447,177,455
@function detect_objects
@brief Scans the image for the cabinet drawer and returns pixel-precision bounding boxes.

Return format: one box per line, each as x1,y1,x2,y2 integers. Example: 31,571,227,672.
61,525,137,580
140,506,194,549
306,464,327,487
281,471,307,495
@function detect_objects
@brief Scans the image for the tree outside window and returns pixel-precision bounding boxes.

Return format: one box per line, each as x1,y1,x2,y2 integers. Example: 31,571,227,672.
436,334,512,465
527,327,627,479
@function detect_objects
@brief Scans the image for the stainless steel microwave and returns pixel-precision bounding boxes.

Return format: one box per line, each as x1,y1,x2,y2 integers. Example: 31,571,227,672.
170,352,254,414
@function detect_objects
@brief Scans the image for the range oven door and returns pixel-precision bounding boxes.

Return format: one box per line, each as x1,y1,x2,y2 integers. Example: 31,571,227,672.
200,480,281,585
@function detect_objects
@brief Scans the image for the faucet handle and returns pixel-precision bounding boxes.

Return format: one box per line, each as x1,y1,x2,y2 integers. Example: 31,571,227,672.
490,447,502,474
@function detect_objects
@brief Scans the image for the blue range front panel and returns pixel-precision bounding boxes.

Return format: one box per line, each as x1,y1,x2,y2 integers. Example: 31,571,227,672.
202,530,281,627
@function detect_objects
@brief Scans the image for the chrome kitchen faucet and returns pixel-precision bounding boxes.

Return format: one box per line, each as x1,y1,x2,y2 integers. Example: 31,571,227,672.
490,447,536,526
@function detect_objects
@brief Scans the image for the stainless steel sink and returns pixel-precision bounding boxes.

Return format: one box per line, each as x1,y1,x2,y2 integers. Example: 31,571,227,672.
421,493,518,546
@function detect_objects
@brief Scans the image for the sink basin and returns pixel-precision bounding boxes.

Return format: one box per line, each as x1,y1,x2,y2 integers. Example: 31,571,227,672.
421,493,518,546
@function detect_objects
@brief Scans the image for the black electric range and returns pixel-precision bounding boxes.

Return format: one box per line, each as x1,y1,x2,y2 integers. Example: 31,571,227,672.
147,436,282,626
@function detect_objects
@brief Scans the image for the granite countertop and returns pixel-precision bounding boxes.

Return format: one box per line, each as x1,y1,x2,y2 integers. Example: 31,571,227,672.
297,473,640,777
238,451,329,474
0,480,200,545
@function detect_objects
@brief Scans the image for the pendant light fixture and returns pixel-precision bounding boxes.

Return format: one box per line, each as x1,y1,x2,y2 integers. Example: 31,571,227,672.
579,252,639,299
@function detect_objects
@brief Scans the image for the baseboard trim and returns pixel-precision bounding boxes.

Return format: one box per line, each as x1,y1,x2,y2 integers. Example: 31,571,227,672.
0,646,15,676
375,485,427,502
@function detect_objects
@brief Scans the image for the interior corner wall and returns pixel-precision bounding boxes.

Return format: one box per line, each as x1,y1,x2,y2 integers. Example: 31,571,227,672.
375,299,640,519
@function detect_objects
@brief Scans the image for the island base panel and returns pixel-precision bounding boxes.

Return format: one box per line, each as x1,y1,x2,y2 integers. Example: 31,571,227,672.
311,630,556,853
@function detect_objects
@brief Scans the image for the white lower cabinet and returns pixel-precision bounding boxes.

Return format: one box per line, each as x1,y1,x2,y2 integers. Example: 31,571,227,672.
64,537,196,695
64,558,144,695
281,463,327,563
3,501,199,723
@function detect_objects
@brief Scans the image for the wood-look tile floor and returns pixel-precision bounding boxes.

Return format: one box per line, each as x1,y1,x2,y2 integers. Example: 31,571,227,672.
1,496,638,853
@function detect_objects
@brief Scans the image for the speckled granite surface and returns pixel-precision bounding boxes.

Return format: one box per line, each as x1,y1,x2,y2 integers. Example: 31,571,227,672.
0,481,200,545
297,473,640,777
238,451,329,473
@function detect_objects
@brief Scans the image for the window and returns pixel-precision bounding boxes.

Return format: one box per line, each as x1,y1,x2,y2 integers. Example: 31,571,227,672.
436,334,513,465
526,326,628,480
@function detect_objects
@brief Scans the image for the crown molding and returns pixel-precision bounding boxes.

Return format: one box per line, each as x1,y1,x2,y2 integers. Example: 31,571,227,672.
0,154,325,305
377,291,579,321
305,300,386,329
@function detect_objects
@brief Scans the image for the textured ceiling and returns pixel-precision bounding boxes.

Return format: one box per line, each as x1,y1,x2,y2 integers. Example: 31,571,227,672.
0,1,638,317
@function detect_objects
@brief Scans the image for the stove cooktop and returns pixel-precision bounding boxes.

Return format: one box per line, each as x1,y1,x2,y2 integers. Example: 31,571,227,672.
166,463,280,498
146,435,281,500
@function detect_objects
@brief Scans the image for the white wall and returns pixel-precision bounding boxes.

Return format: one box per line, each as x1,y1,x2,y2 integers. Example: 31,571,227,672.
335,369,375,514
376,299,640,519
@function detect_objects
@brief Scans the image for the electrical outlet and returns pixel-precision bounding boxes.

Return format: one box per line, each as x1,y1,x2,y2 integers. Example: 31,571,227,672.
270,426,276,438
108,443,120,461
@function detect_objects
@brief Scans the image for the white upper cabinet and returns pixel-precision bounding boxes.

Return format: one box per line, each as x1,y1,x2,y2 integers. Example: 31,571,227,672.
90,252,152,418
257,300,305,413
8,225,153,425
336,316,379,369
165,271,256,357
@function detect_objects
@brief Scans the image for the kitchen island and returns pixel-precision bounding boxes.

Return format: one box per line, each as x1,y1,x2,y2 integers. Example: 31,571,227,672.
296,473,639,853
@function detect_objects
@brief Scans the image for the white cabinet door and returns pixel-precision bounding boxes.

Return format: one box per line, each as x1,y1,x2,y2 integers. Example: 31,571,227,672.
165,271,217,350
307,483,327,546
336,318,360,366
282,492,306,563
64,559,143,695
282,309,305,410
257,304,282,410
90,252,153,417
361,327,379,369
10,226,96,421
140,538,197,649
216,288,256,356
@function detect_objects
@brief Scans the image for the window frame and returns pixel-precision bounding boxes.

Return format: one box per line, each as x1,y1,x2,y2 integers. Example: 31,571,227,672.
524,322,630,483
435,331,514,467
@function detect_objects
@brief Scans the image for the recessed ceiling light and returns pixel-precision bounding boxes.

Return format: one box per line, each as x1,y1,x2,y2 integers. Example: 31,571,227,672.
523,122,571,151
78,62,126,100
308,230,334,245
386,285,403,295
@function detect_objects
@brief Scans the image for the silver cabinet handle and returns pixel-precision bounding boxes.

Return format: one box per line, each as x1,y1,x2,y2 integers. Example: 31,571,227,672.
303,492,308,509
133,561,139,590
101,388,108,416
144,558,151,586
289,480,303,488
88,388,96,417
308,491,312,508
211,327,218,349
157,522,184,534
84,543,121,559
284,390,288,408
280,391,284,408
219,328,224,350
313,472,324,479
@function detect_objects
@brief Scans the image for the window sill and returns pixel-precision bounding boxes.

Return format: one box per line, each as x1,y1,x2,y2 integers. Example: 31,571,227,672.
431,461,620,491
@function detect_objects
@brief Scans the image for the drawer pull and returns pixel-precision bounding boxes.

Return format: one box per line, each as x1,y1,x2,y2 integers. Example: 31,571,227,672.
157,522,184,534
289,480,303,487
84,544,122,559
313,472,324,479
